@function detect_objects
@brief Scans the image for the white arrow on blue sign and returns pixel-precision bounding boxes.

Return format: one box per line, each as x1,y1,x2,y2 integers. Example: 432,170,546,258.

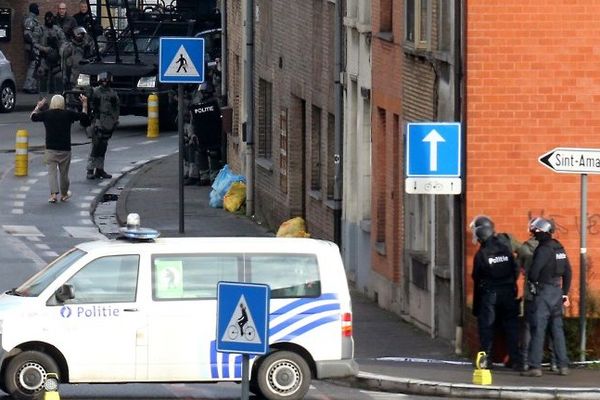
406,122,461,177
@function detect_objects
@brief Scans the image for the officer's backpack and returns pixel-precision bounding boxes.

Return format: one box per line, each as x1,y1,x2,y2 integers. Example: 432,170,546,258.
548,239,568,276
480,237,515,280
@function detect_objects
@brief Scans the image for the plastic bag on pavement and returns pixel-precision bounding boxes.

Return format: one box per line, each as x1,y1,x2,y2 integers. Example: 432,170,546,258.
209,189,223,208
209,164,246,208
276,217,311,238
223,182,246,213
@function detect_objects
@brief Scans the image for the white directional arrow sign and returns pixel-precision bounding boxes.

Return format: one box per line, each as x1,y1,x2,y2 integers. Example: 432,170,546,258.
422,129,445,172
538,147,600,174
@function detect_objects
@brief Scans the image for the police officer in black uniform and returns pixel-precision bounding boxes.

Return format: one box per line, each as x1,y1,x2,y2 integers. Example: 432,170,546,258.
521,217,571,377
472,219,521,369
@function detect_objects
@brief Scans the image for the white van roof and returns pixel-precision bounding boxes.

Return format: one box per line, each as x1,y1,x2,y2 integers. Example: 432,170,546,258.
75,237,339,255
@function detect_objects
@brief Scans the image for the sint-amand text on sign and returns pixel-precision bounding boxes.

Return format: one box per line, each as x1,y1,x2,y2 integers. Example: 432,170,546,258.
538,147,600,174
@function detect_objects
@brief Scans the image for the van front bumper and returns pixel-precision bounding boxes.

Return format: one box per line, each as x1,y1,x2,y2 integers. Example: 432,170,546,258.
315,358,359,379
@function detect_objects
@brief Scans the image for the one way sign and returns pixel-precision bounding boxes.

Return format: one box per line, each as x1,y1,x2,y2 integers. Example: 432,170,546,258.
159,37,205,84
539,147,600,174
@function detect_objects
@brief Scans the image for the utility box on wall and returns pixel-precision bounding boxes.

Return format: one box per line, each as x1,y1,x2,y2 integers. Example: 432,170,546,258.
0,8,11,42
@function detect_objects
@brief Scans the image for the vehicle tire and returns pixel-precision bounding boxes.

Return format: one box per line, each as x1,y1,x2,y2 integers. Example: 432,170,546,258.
255,350,311,400
0,81,16,113
4,351,60,400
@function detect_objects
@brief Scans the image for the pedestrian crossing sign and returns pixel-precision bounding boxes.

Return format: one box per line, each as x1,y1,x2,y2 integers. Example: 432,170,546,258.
159,37,205,84
216,282,270,355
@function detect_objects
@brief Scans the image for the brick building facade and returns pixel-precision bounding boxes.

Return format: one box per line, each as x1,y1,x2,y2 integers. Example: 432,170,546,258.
227,0,337,239
465,0,600,355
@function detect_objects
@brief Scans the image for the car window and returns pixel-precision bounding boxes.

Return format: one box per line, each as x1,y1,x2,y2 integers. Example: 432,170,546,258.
65,255,139,304
247,254,321,298
152,254,240,300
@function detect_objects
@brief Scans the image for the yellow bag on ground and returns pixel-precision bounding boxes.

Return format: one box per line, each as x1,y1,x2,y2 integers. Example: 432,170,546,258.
276,217,311,238
223,182,246,213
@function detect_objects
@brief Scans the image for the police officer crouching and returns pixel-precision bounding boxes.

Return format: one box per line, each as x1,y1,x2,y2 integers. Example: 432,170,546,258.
472,220,521,370
86,72,119,179
521,217,571,377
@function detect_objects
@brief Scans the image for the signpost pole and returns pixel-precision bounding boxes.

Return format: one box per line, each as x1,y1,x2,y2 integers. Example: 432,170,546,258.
241,354,250,400
579,174,588,361
178,83,185,234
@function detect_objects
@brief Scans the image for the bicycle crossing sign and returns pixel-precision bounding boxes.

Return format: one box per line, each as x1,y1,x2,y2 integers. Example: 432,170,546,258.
159,37,205,83
216,282,270,355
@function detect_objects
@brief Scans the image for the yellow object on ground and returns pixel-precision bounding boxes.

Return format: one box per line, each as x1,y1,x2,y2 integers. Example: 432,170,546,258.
276,217,311,238
147,93,159,138
472,351,492,385
223,181,246,212
14,129,28,176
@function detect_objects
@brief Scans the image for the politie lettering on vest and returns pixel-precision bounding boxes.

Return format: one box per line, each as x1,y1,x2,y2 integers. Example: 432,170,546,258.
488,255,509,264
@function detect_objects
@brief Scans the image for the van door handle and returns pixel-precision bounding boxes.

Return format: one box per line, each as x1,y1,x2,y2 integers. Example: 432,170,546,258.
123,308,138,312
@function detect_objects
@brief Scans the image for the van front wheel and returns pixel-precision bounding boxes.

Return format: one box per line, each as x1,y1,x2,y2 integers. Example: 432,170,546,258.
256,350,311,400
5,351,60,400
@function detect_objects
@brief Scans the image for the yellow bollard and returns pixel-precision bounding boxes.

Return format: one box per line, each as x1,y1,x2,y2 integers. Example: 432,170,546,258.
43,372,60,400
147,92,159,138
14,129,28,176
472,351,492,385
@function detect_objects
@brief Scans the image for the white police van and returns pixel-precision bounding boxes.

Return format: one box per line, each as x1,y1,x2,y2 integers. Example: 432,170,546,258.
0,216,357,400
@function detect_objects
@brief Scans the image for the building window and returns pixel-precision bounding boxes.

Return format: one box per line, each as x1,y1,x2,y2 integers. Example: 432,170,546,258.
258,79,273,159
279,108,288,193
310,106,322,191
327,113,335,199
405,0,430,49
380,0,392,33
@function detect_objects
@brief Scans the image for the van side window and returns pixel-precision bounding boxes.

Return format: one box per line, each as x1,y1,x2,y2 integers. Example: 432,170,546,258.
247,254,321,298
65,255,139,304
152,255,239,300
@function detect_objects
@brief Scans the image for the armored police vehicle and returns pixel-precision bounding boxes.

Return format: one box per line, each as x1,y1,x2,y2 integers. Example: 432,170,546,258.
76,0,220,129
0,214,357,400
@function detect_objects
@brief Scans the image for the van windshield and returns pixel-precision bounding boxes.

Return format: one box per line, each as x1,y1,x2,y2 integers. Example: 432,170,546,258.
13,249,86,297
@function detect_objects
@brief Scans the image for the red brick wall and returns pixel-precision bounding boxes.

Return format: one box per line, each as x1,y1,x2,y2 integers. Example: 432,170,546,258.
371,1,404,281
466,1,600,322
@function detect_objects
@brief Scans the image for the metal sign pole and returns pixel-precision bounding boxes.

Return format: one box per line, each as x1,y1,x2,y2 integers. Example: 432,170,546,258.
178,83,185,234
241,354,250,400
579,173,588,361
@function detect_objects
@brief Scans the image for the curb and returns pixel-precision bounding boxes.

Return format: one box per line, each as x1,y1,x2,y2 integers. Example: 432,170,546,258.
329,372,600,399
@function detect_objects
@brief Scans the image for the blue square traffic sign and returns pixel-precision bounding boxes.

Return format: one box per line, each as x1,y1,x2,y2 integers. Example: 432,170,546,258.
406,122,461,177
216,282,270,355
159,37,205,84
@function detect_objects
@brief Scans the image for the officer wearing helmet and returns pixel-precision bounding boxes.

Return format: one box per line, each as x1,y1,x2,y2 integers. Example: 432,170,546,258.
521,217,571,377
23,3,43,93
516,218,557,372
60,25,95,91
471,215,521,370
86,71,119,179
186,81,222,185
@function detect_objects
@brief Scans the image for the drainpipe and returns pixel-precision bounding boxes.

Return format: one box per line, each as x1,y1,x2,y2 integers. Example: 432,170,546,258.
220,0,228,104
333,0,344,246
244,0,255,216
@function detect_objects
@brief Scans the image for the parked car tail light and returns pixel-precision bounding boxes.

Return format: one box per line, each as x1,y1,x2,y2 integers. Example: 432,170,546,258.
341,312,352,337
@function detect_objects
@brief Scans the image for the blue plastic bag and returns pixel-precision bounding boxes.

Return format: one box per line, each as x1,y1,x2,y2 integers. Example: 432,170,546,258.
209,165,246,208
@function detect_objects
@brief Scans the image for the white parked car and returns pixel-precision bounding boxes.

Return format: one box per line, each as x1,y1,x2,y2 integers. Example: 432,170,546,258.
0,50,15,113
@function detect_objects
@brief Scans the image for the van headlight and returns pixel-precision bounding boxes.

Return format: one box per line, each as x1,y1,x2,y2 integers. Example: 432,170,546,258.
137,76,156,89
77,74,90,87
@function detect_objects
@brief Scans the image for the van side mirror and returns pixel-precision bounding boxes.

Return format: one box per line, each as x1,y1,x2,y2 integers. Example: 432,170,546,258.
55,284,74,303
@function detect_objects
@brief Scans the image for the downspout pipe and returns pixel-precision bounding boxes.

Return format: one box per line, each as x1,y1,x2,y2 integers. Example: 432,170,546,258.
333,0,344,246
244,0,255,216
220,0,228,104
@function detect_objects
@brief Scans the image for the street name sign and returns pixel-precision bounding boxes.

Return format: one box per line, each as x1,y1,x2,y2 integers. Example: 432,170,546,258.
216,281,270,355
159,37,205,84
539,147,600,174
405,122,462,194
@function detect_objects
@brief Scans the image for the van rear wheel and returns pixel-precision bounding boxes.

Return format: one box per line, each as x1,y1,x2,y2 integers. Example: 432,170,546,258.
5,351,59,400
256,350,311,400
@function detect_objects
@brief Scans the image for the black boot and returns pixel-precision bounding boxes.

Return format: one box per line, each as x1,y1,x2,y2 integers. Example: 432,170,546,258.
96,169,112,179
86,169,96,179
